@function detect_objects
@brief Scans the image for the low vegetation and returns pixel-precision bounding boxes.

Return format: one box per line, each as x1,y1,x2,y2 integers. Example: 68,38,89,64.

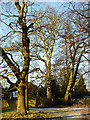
2,100,9,109
2,100,90,119
1,97,90,119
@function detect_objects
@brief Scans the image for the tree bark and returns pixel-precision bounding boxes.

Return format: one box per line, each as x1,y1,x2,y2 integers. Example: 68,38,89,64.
47,82,52,101
46,63,52,101
64,51,84,104
25,85,28,110
64,65,74,104
25,74,28,110
17,82,26,115
46,57,52,101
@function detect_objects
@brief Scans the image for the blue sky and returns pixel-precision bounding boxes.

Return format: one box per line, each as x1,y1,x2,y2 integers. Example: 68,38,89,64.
0,1,89,91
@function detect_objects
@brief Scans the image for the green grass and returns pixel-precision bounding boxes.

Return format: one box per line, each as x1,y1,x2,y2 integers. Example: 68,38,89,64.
2,98,90,119
1,109,62,119
28,99,36,107
2,99,36,110
2,109,14,113
1,108,90,119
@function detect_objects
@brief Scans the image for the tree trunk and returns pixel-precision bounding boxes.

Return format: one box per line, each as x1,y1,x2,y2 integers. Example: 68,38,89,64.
35,90,40,107
17,83,26,115
47,79,52,101
46,61,52,101
25,74,28,110
64,89,71,104
64,66,74,104
25,85,28,110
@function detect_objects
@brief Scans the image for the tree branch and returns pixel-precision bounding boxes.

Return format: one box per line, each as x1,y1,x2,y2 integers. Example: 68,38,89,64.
15,0,25,26
27,23,34,30
29,68,45,75
6,53,20,71
30,54,47,68
0,47,20,78
15,1,21,13
71,49,85,88
0,19,22,35
0,75,15,85
72,71,90,91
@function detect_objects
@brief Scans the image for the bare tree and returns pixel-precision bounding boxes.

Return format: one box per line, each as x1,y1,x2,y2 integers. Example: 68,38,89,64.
51,2,90,104
30,8,62,101
0,1,36,114
61,2,90,103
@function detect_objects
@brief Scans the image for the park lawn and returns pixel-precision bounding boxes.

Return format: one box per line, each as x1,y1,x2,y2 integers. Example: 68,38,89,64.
2,99,36,110
1,107,90,119
2,98,90,119
28,99,36,107
1,109,62,119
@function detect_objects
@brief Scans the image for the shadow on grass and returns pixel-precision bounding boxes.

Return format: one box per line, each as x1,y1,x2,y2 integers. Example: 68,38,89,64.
1,118,90,120
2,109,14,113
2,108,90,120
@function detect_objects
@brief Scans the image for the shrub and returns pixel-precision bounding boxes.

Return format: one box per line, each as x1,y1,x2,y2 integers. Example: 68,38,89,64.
40,97,51,107
82,98,90,105
28,99,36,107
56,98,67,105
2,99,9,108
58,98,75,106
69,99,76,105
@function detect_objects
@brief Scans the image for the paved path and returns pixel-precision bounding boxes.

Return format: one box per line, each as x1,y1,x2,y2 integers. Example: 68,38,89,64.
29,107,90,118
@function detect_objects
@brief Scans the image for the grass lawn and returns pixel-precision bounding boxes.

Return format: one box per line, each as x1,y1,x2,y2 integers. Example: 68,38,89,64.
1,109,62,119
1,98,90,119
1,107,90,119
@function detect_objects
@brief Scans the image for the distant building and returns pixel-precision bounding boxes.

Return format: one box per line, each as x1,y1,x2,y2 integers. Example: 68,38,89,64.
1,87,17,100
8,88,17,99
2,88,10,100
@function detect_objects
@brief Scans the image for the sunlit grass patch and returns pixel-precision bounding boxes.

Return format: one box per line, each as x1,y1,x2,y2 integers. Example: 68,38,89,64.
2,100,9,109
28,99,36,107
2,108,90,119
2,109,62,119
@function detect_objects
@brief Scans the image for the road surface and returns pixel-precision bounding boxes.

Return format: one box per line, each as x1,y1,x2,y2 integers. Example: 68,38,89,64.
29,107,90,119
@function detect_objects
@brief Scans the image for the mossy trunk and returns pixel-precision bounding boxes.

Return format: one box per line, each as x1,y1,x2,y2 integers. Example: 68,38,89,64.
47,84,52,101
64,66,74,104
35,91,40,107
25,74,28,110
64,90,71,104
47,77,52,101
46,61,52,101
25,85,28,110
17,84,26,115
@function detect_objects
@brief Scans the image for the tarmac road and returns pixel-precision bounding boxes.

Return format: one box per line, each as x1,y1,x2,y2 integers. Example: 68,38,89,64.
29,107,90,118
